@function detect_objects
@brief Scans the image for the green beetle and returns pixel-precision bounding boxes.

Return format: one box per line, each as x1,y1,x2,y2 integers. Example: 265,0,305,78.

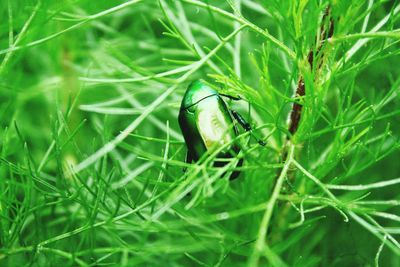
178,80,265,179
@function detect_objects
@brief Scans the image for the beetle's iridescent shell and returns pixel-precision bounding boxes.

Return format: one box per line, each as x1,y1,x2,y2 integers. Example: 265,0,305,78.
178,80,240,168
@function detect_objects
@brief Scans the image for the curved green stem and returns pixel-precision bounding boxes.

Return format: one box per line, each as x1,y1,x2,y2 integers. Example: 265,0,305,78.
248,144,295,267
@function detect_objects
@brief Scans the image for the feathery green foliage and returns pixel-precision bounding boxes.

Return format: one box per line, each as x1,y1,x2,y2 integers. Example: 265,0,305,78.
0,0,399,266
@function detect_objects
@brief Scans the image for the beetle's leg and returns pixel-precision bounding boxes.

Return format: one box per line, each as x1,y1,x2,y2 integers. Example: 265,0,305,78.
185,150,193,164
231,110,266,146
220,93,241,101
183,150,193,172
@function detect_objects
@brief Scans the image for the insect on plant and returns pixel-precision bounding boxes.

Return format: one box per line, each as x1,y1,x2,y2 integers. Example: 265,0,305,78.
178,80,266,179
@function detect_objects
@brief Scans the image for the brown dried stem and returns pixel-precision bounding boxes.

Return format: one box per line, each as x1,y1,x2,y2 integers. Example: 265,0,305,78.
269,6,335,244
288,6,334,136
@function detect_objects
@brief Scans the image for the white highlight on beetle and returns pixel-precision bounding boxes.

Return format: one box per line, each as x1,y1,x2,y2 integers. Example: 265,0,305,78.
196,97,233,151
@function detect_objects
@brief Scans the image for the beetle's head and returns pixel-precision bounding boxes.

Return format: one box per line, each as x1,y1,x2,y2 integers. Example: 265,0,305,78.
181,80,218,112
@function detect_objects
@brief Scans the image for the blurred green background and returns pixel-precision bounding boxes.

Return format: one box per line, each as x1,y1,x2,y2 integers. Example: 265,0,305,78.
0,0,399,266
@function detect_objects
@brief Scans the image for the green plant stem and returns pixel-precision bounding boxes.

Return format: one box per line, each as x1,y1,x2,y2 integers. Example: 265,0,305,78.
248,143,295,267
329,30,400,43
